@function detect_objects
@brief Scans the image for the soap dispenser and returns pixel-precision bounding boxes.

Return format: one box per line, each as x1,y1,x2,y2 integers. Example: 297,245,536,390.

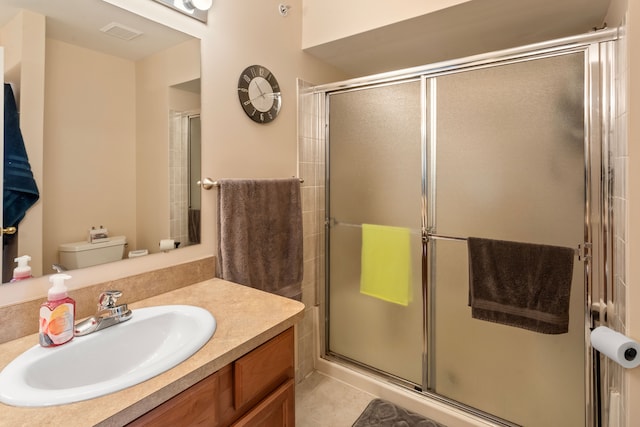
10,255,33,282
39,274,75,347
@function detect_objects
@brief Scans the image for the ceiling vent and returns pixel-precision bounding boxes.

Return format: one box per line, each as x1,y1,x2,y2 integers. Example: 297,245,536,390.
100,22,143,41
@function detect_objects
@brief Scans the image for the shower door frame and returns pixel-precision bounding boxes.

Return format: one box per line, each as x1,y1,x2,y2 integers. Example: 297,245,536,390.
318,29,617,427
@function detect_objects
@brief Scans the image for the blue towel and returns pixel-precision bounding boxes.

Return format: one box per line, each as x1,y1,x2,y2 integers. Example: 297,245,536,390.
4,84,39,228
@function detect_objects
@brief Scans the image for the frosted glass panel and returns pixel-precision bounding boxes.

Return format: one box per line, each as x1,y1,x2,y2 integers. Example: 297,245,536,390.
328,81,423,384
432,53,585,426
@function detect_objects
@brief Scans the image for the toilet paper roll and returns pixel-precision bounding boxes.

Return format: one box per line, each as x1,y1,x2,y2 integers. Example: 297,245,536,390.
159,239,175,251
590,326,640,369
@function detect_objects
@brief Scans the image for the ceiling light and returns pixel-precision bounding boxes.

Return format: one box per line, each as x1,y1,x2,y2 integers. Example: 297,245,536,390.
151,0,211,23
183,0,213,11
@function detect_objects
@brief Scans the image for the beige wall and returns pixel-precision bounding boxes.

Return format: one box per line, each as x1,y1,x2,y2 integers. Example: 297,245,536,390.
202,0,346,183
43,39,137,271
169,85,200,112
301,0,470,48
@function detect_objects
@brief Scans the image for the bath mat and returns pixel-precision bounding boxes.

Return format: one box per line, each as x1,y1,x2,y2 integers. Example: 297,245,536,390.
352,399,447,427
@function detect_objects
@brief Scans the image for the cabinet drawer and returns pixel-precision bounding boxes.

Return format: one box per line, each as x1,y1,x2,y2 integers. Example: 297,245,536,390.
234,328,294,410
231,379,295,427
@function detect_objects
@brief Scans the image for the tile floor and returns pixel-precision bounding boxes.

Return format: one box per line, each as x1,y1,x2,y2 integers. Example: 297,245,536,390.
295,371,376,427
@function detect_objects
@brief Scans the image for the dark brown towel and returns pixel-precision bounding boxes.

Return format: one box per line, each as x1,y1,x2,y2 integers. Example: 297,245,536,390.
216,179,303,300
467,237,575,334
188,208,201,244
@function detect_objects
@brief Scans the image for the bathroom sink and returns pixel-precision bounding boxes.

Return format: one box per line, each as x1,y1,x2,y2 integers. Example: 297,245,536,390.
0,305,216,407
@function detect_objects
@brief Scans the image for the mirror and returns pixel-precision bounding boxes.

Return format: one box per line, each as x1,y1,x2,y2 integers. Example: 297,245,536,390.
0,0,201,282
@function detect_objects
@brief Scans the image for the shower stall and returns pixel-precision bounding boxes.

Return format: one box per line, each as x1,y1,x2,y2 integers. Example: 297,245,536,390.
311,30,618,427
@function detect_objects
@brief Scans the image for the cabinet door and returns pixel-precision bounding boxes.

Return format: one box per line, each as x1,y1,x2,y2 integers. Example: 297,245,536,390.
231,379,295,427
234,328,294,411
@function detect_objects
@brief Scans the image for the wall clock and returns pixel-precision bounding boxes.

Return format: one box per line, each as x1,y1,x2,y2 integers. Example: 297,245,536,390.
237,65,282,124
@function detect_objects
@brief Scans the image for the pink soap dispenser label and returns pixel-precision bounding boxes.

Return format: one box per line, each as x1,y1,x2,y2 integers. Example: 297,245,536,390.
39,302,74,347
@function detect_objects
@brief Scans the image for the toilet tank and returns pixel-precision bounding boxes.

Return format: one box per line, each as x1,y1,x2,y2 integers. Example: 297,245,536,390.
58,236,127,270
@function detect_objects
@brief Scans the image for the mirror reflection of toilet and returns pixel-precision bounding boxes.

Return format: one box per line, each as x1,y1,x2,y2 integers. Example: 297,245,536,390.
57,236,127,269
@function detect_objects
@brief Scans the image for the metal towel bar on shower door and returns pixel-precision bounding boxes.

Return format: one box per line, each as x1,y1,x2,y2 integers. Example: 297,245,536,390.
326,219,423,236
425,232,590,260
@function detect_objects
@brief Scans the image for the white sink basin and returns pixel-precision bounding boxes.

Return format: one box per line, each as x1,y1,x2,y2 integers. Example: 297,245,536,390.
0,305,216,407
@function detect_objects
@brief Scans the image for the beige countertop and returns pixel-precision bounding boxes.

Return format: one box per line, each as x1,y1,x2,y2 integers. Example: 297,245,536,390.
0,279,305,427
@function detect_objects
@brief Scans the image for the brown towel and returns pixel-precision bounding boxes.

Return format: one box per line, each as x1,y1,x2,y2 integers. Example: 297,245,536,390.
467,237,575,334
188,208,201,244
216,179,303,300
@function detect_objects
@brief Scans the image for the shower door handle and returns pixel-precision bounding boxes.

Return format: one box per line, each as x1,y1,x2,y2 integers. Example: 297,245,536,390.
590,301,607,325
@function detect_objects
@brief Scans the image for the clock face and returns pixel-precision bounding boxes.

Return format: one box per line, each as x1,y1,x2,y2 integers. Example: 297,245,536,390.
237,65,282,124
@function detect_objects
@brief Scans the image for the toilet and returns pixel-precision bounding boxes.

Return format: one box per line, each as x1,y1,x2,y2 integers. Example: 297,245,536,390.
58,236,127,269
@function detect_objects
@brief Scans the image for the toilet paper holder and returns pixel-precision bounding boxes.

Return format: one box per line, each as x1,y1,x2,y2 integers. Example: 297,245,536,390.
624,347,637,361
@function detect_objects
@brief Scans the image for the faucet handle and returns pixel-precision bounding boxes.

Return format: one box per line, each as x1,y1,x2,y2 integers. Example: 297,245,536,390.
98,290,123,309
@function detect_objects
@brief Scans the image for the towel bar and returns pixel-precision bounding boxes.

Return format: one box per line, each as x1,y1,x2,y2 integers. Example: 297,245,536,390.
426,233,588,259
327,221,587,259
425,233,466,242
206,177,304,188
327,219,423,236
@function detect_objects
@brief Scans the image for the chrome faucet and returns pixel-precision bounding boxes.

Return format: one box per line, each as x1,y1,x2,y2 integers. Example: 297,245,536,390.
51,264,67,273
74,290,133,336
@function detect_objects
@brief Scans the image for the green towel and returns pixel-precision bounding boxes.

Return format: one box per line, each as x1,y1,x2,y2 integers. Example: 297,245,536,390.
360,224,412,306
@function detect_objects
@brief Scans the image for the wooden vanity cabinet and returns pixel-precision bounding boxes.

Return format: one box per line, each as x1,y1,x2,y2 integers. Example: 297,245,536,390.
128,327,295,427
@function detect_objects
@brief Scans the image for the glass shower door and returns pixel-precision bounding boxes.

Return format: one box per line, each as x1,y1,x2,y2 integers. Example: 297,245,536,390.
327,80,424,384
429,52,586,426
